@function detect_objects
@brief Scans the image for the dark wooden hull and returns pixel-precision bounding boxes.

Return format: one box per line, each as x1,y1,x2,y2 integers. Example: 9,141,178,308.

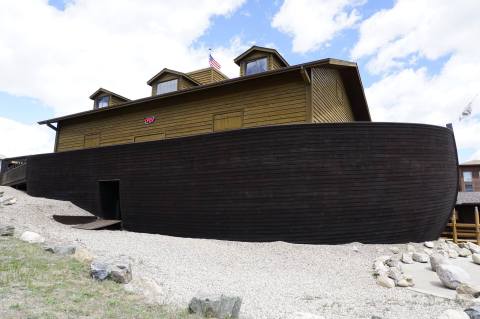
26,123,458,244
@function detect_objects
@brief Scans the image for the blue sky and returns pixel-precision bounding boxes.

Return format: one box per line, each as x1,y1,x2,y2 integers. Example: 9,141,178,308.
1,0,479,161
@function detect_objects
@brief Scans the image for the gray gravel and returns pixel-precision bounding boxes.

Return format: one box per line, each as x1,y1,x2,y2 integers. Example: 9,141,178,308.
0,186,464,319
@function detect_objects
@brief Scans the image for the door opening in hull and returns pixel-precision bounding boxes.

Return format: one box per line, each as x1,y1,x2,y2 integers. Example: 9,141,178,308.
98,180,122,221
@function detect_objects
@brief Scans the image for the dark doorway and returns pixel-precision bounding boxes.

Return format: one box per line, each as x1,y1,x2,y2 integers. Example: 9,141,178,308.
98,180,121,220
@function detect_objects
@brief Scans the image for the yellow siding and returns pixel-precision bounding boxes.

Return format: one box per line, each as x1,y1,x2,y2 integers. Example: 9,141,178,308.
134,133,166,143
310,67,354,123
56,74,307,152
188,69,213,85
110,96,126,106
213,111,243,132
84,133,100,148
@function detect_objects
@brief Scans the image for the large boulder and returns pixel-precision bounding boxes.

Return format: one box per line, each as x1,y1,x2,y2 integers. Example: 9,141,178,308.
0,225,14,236
438,309,470,319
465,305,480,319
459,248,472,258
20,231,45,244
436,264,471,289
430,253,450,272
465,242,480,254
424,241,435,248
188,293,242,319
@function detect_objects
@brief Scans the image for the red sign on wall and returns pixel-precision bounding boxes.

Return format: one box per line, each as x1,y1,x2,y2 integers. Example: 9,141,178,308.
144,116,155,125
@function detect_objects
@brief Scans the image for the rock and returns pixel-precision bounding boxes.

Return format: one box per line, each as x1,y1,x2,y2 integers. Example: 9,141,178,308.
456,283,480,300
73,248,94,263
90,260,109,280
389,246,400,254
385,257,402,269
20,231,45,243
406,244,416,253
449,249,460,259
424,241,435,248
472,254,480,265
401,253,414,264
424,248,434,255
375,255,391,263
1,197,17,205
466,242,480,254
125,276,164,303
387,267,404,284
286,312,325,319
436,264,471,289
459,248,473,257
430,253,450,272
465,305,480,319
438,309,470,319
0,225,14,236
397,278,414,287
109,260,132,284
90,258,132,284
0,191,4,197
376,274,395,288
188,293,242,319
45,244,76,255
373,260,389,276
412,252,429,263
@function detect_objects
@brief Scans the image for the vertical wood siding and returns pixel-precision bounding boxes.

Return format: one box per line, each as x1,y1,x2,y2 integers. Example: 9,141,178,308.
56,73,307,152
311,67,355,122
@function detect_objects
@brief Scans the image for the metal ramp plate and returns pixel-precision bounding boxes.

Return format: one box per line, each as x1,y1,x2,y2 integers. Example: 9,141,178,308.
72,219,121,230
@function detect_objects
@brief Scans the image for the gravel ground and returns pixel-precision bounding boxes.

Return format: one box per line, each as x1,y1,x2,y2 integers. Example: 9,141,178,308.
0,186,464,319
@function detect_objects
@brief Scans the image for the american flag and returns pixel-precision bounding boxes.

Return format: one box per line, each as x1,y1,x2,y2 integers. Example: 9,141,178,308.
209,53,221,70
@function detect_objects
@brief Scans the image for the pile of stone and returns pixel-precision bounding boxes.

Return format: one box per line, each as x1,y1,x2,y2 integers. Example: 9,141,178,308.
439,306,480,319
373,240,480,290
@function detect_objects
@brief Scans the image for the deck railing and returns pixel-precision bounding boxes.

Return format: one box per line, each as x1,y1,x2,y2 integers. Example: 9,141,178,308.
441,207,480,244
0,156,28,186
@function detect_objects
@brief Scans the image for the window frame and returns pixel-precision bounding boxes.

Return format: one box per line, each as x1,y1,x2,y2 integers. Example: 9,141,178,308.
156,78,179,95
244,56,268,76
463,171,473,182
95,95,110,109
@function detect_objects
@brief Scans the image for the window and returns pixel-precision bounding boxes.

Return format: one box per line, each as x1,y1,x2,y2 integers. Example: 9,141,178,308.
464,171,473,192
96,96,109,108
245,57,267,75
156,79,178,95
214,111,243,132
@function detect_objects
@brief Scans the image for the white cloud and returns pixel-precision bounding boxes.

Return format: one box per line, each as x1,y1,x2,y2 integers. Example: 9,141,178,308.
271,0,364,53
0,0,247,157
0,117,55,157
353,0,480,161
0,0,246,118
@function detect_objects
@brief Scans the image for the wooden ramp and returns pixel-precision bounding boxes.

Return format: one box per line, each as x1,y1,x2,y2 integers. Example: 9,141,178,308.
72,219,121,230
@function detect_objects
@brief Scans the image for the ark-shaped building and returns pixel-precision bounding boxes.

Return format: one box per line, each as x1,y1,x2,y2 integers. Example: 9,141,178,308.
1,46,458,244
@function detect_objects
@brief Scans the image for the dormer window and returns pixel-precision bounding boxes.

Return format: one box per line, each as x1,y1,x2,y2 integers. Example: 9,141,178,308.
245,57,268,75
156,79,178,95
96,96,110,108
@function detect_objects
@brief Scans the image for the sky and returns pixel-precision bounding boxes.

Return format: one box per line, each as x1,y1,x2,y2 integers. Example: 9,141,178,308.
0,0,479,162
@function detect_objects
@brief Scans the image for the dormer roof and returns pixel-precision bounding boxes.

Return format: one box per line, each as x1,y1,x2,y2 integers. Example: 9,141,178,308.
89,88,130,102
234,45,289,67
146,68,201,86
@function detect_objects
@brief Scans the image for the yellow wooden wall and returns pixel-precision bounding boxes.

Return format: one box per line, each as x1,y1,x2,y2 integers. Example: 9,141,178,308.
56,74,307,152
310,67,354,122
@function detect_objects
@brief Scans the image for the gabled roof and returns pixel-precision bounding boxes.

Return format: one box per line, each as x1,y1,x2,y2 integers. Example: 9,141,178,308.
460,160,480,166
234,45,289,67
187,67,229,80
89,88,130,102
39,58,371,125
146,68,201,86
